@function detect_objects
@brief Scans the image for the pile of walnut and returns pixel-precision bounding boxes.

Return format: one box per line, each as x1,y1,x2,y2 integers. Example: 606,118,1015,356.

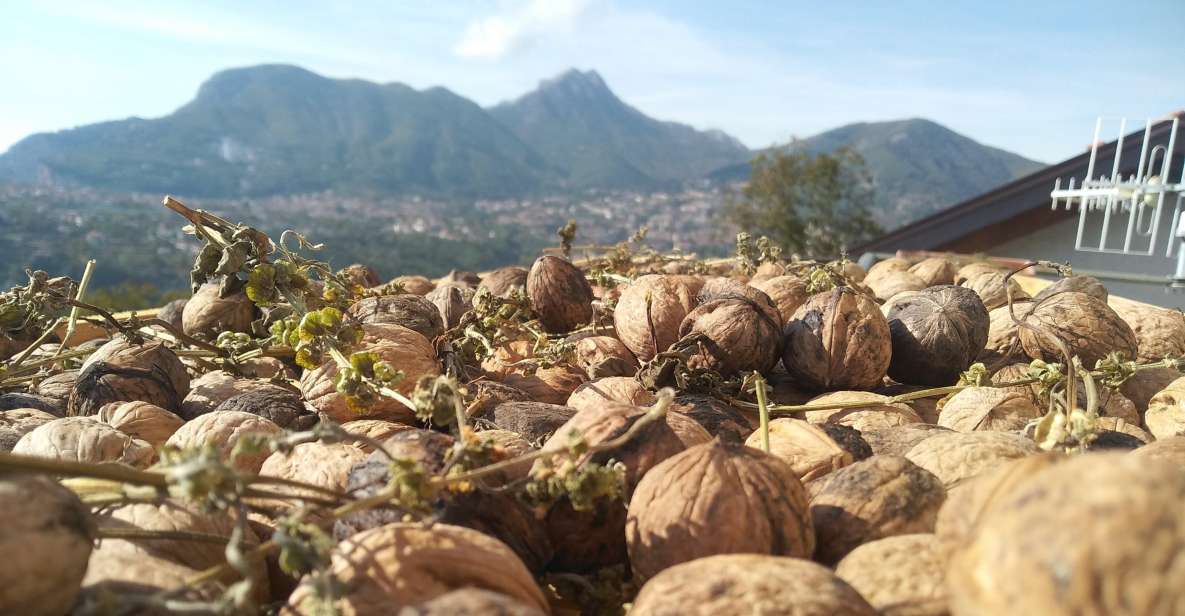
2,251,1185,616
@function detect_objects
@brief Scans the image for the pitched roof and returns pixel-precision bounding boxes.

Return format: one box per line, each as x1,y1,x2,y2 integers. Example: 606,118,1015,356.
854,115,1185,255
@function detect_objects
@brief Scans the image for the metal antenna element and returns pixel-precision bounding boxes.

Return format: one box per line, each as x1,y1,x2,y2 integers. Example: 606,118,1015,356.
1050,116,1185,287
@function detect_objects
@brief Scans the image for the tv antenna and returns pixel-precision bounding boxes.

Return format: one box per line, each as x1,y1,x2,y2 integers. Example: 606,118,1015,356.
1050,115,1185,287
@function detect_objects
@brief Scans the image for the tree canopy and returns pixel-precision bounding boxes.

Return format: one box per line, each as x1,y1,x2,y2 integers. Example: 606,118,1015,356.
727,146,881,259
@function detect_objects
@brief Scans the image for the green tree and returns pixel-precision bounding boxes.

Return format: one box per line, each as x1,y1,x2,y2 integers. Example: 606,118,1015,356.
727,145,881,259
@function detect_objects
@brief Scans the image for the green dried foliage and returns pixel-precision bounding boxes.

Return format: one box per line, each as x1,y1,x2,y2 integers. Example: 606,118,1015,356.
0,271,76,339
959,362,991,386
334,350,404,414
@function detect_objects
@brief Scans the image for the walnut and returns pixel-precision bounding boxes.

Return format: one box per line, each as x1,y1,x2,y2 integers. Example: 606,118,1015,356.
0,473,94,616
1019,291,1138,367
626,439,814,580
783,287,892,392
884,286,989,386
526,256,593,334
947,454,1185,615
808,455,945,564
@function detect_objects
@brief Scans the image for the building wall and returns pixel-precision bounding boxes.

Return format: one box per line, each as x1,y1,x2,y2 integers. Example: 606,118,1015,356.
987,198,1184,307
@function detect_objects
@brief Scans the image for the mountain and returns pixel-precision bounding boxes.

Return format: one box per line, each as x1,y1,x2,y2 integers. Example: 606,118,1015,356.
0,65,553,198
0,65,747,198
489,69,750,189
710,118,1045,226
0,65,1043,226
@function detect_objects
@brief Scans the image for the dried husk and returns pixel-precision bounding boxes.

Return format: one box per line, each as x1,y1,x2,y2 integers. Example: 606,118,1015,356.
937,387,1041,433
670,393,753,441
96,401,185,449
425,283,474,329
347,294,446,341
401,588,547,616
0,473,94,616
859,423,952,457
835,534,948,616
92,501,266,601
478,266,529,298
805,391,923,432
630,554,877,616
933,452,1065,556
390,275,435,295
14,417,154,467
753,275,810,323
1145,376,1185,439
884,286,989,386
502,365,587,406
822,423,873,460
1032,275,1108,303
808,455,945,564
463,380,531,418
904,430,1039,490
301,323,439,424
613,274,697,361
0,408,57,451
953,262,1001,286
527,256,593,334
1018,291,1139,367
783,287,892,392
572,335,638,379
163,410,282,473
679,297,783,376
566,376,654,412
332,430,551,569
868,270,927,302
181,282,255,338
339,263,381,288
626,438,814,581
179,371,273,420
539,401,685,572
490,401,577,443
908,257,958,287
1121,366,1183,413
214,383,317,430
1129,435,1185,465
338,419,415,451
947,453,1185,616
284,523,549,615
68,337,190,417
1110,296,1185,361
960,270,1028,310
746,418,854,482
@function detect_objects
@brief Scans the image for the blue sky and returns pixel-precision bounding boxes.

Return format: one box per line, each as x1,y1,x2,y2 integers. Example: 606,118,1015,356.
2,1,1182,162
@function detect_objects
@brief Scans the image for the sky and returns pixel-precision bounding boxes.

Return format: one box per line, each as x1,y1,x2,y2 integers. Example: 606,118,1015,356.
2,1,1183,162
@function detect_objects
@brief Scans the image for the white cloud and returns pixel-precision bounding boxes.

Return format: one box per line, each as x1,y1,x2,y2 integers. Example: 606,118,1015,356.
454,0,593,60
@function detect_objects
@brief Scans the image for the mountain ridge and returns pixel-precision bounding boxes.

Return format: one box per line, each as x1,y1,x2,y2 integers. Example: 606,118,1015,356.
0,64,1045,226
